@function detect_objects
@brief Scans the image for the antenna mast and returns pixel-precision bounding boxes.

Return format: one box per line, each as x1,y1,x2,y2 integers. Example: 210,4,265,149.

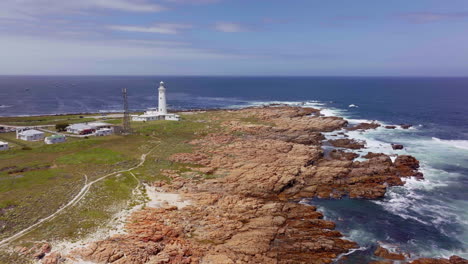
122,88,132,134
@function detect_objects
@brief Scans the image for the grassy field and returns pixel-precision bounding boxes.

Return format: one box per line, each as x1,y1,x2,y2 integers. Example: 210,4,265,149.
0,114,98,126
0,110,252,263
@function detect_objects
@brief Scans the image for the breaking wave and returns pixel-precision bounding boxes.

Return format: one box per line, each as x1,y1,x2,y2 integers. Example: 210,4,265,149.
432,137,468,151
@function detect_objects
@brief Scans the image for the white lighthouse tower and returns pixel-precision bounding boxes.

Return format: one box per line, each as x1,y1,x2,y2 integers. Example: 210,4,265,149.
158,81,167,114
131,81,180,122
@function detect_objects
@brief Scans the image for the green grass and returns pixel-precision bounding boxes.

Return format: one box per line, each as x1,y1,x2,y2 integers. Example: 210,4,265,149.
19,172,139,242
0,168,61,193
0,114,96,126
57,148,126,165
0,110,242,254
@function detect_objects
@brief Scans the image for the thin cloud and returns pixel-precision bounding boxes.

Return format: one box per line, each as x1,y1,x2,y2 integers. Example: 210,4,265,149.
163,0,220,4
215,22,249,33
109,23,192,34
400,12,468,23
0,0,166,21
124,39,190,46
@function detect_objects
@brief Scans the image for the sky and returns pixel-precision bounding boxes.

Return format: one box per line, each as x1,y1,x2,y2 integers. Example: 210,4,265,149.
0,0,468,76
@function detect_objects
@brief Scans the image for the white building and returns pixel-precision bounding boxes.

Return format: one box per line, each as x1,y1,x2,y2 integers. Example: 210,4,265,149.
132,81,180,122
17,129,45,141
0,141,8,151
45,134,67,144
95,128,113,136
87,122,112,129
66,122,112,135
67,123,94,134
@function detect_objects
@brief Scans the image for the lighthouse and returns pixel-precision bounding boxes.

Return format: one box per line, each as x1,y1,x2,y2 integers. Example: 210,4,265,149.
158,81,167,114
131,81,180,122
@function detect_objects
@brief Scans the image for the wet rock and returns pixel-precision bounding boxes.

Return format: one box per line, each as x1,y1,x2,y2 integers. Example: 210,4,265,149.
328,138,366,149
410,255,468,264
347,122,381,131
394,155,423,178
374,245,406,260
385,125,397,129
391,144,404,150
400,124,413,129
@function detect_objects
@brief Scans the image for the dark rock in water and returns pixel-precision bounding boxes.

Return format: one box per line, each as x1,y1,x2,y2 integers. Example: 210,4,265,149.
385,125,397,129
328,138,366,149
374,245,406,260
410,255,468,264
363,152,390,160
347,122,381,131
400,124,412,129
394,155,423,178
391,144,404,150
449,256,468,264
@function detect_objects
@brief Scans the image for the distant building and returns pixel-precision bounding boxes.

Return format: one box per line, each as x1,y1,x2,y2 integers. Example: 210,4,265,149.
87,122,113,129
66,124,94,135
66,122,112,135
95,128,113,136
45,134,67,144
0,141,8,151
132,81,180,122
17,129,45,141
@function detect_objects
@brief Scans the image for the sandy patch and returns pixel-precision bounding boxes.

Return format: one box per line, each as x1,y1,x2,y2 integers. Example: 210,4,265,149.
145,184,191,209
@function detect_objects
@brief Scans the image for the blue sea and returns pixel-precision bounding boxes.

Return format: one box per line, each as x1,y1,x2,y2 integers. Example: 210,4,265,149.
1,76,467,262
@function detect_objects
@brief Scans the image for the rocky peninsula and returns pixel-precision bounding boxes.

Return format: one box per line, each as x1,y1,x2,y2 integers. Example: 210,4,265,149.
10,106,467,264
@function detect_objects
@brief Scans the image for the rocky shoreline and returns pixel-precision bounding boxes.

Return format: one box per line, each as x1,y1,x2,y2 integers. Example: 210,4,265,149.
18,106,467,264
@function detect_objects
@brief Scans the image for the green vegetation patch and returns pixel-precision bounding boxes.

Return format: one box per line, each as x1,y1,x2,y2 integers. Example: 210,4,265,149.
56,148,125,165
33,138,100,153
0,114,95,126
0,168,62,193
20,172,139,242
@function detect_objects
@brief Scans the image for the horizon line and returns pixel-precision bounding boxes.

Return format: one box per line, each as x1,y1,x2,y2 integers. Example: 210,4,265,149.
1,74,468,78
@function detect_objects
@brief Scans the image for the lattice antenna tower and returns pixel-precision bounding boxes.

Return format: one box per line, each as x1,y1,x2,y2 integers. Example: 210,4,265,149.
122,88,132,134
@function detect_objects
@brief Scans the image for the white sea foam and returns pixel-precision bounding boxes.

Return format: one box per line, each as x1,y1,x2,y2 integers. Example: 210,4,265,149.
242,99,468,258
432,137,468,151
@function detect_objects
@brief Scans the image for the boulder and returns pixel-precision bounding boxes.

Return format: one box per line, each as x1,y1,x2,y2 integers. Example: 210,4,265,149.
328,138,366,149
347,122,381,131
391,144,404,150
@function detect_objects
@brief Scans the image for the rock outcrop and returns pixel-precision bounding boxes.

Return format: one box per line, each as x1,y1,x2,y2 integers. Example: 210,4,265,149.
37,106,447,264
347,122,381,131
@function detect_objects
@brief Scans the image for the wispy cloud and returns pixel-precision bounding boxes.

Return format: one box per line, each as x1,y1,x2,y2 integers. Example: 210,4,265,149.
163,0,220,4
0,0,166,21
0,34,248,74
215,22,249,33
400,12,468,23
109,23,192,34
124,39,190,46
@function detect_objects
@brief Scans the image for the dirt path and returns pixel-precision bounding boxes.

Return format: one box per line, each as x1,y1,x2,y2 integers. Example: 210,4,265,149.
0,150,152,248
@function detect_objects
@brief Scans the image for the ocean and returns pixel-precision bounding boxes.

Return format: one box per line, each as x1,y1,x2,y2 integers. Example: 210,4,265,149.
1,76,467,261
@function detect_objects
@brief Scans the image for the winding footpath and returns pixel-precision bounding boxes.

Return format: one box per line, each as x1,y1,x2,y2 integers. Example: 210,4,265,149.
0,150,152,248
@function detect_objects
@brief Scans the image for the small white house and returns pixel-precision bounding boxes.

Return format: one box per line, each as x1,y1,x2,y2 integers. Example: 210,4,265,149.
45,134,66,144
95,128,113,137
0,141,8,151
17,129,45,141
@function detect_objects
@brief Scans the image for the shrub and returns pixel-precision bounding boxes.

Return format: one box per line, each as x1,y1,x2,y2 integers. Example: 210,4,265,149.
55,123,69,132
